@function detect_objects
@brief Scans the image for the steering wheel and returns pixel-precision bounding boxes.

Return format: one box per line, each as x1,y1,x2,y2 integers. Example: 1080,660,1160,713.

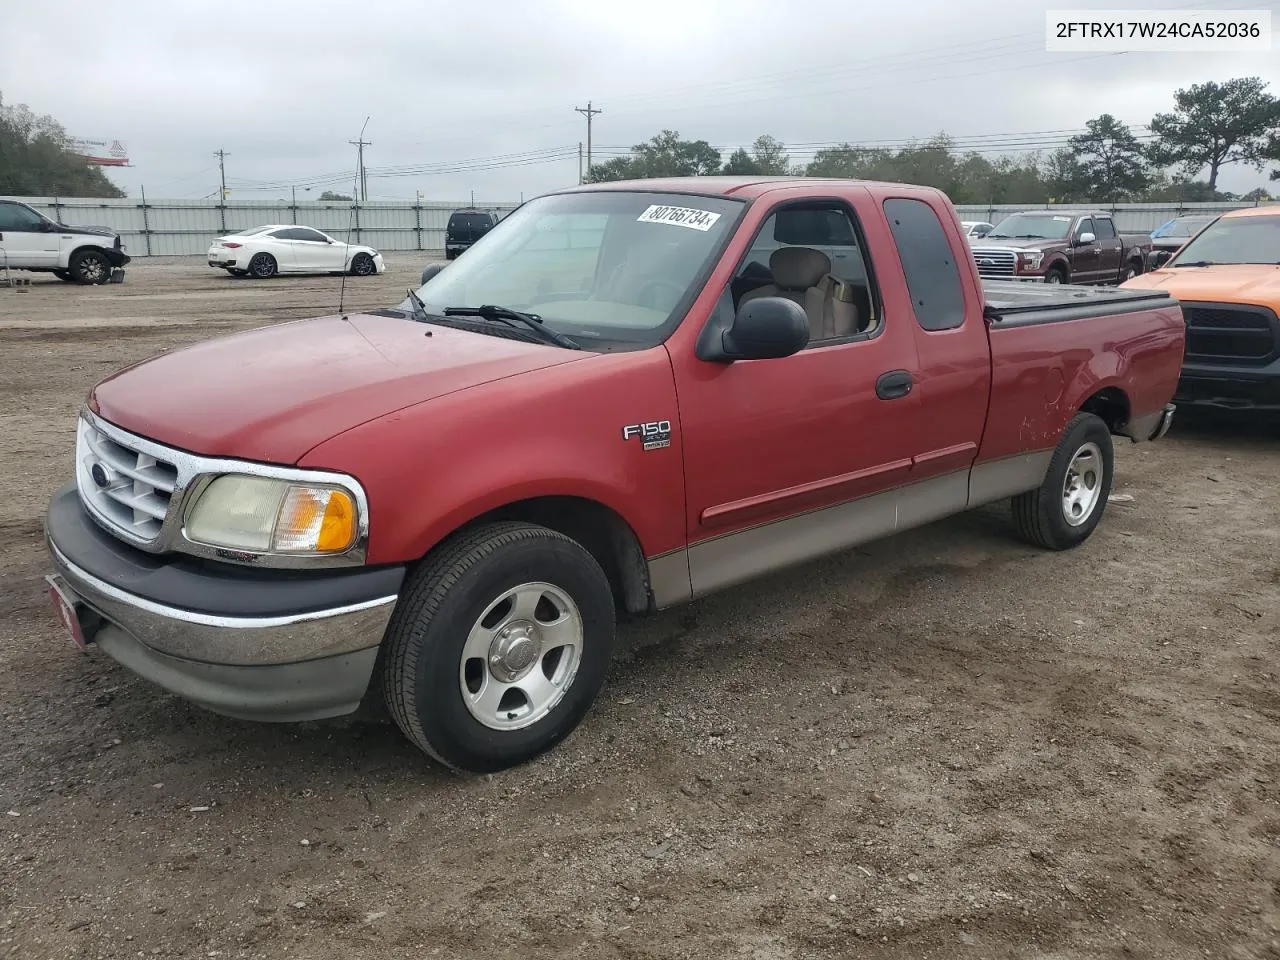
635,278,686,310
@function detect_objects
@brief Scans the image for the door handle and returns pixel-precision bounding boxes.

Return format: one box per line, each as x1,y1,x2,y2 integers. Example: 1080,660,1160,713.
875,369,913,400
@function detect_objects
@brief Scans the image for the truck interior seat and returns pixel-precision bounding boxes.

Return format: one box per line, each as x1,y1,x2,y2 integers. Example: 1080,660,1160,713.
739,246,858,341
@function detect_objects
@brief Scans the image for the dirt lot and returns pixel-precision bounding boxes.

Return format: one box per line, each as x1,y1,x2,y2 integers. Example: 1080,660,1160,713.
2,257,1279,960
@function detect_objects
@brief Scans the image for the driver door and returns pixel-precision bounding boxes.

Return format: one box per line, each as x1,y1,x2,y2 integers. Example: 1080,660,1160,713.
0,201,58,268
1071,217,1102,282
672,191,923,598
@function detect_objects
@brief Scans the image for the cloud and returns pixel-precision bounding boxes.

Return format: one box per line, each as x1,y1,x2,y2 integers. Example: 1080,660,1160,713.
2,0,1277,201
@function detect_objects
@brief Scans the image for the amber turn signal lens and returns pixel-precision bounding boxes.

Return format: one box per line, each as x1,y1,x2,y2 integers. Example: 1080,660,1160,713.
273,485,357,553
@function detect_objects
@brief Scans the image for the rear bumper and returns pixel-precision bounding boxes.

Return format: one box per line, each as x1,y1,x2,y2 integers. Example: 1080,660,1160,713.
44,484,405,722
1174,361,1280,412
1121,403,1176,442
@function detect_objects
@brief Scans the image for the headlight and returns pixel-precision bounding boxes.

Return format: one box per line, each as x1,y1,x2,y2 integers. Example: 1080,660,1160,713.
185,474,360,555
1018,250,1044,269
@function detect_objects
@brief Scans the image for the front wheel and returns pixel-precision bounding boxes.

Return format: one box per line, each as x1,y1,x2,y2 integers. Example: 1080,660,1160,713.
69,250,110,284
1044,266,1067,284
349,252,375,276
381,521,616,773
1011,412,1114,550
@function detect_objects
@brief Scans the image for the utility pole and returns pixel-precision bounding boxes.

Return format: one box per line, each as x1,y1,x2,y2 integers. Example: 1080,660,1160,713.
574,101,601,181
214,149,229,199
578,142,584,184
348,116,371,202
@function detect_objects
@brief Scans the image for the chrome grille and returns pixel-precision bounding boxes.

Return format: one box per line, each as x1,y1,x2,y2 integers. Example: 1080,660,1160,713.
972,249,1017,278
76,416,178,544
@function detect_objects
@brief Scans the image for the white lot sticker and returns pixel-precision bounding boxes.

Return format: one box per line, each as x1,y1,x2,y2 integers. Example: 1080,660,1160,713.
636,204,722,231
1052,215,1072,220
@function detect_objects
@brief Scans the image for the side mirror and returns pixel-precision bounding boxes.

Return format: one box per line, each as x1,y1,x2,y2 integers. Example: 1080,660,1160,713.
697,296,810,362
1152,250,1173,267
420,262,448,286
39,220,56,232
1077,231,1096,245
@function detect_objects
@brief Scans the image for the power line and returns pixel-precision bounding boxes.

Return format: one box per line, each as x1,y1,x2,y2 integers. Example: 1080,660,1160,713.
575,101,602,181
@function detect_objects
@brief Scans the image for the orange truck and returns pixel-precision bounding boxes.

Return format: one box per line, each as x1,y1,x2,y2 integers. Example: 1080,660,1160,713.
1122,205,1280,413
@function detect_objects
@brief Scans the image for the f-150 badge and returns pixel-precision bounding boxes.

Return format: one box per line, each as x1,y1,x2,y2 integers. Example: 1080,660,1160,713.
621,420,672,451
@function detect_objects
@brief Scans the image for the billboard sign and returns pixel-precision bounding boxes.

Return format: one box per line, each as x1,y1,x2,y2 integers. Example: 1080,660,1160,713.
70,138,130,166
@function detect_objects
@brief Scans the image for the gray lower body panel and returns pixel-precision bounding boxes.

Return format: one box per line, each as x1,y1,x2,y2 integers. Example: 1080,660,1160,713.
93,624,379,722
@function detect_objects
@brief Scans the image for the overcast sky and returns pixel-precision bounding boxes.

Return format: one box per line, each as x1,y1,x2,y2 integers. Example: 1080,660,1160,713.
4,0,1279,203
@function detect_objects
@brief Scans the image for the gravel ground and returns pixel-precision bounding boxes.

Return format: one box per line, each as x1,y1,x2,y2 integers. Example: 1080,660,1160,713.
2,257,1279,960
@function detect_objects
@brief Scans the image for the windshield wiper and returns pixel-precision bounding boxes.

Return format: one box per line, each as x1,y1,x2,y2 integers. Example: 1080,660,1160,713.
404,287,430,322
443,304,581,350
1173,260,1218,268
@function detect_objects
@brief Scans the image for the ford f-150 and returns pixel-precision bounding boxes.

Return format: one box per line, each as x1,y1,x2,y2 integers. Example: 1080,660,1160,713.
42,176,1186,772
970,210,1152,285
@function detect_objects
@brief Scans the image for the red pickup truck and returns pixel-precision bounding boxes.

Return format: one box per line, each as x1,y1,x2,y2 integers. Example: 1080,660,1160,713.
43,177,1185,772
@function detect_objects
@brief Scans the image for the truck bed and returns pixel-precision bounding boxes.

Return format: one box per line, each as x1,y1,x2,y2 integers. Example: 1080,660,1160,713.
982,279,1177,327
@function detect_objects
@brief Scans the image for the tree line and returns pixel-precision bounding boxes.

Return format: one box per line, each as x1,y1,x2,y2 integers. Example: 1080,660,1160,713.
588,76,1280,204
0,93,125,198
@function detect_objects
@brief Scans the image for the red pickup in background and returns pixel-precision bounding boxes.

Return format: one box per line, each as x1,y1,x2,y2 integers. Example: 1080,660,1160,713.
44,176,1185,772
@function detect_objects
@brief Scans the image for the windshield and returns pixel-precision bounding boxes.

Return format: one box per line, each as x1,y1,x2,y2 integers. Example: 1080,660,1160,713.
1151,216,1214,239
407,190,745,349
987,213,1075,240
1169,214,1280,266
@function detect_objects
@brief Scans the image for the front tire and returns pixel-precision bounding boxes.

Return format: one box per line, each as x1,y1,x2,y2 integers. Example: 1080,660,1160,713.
248,252,277,278
1011,412,1114,550
1044,266,1067,285
381,521,616,773
350,252,376,276
69,250,110,284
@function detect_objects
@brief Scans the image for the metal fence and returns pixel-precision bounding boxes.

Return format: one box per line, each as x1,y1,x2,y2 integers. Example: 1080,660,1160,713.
4,195,1273,258
5,196,522,257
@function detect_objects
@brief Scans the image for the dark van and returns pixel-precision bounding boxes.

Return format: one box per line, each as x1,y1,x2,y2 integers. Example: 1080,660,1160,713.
445,208,499,259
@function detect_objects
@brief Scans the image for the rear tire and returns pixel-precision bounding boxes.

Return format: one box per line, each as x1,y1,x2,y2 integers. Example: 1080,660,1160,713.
69,249,110,285
1122,259,1142,282
1011,412,1114,550
248,252,277,279
381,521,616,773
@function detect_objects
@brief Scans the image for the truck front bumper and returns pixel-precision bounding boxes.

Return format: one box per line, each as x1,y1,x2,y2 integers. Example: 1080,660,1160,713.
43,485,405,723
1175,360,1280,413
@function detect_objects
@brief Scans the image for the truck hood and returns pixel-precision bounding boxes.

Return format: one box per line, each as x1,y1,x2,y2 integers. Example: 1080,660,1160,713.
1121,264,1280,307
970,237,1064,251
88,311,589,464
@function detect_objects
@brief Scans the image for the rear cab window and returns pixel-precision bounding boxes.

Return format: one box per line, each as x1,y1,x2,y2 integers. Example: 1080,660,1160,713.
881,197,967,332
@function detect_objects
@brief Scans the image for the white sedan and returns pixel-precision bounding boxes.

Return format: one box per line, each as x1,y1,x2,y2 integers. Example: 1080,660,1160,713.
207,224,386,279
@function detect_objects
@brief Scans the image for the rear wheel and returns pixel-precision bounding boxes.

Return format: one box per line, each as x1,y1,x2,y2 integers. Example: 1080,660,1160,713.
381,521,616,773
248,252,277,279
1011,412,1114,550
1122,259,1142,282
69,249,110,284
